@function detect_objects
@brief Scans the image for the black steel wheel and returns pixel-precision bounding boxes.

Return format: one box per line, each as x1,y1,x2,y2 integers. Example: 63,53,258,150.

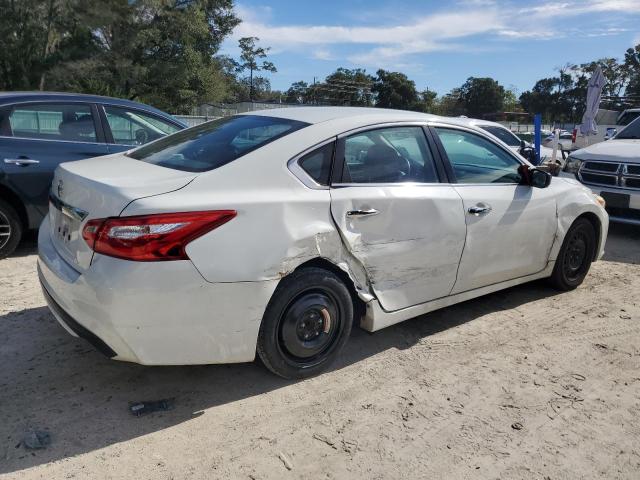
549,218,596,291
0,199,22,260
257,267,354,379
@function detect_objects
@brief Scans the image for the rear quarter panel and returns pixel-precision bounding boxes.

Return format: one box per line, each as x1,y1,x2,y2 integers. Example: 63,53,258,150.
121,121,374,296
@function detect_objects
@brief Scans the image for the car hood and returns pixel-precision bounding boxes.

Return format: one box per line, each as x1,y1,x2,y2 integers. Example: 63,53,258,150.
571,139,640,162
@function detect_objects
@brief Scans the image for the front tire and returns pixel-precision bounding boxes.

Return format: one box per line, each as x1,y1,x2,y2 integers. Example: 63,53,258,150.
257,267,354,379
549,218,596,291
0,199,22,260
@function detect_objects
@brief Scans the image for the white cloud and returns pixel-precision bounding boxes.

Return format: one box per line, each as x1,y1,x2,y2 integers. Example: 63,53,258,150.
519,0,640,17
229,1,640,68
312,48,334,61
232,6,504,66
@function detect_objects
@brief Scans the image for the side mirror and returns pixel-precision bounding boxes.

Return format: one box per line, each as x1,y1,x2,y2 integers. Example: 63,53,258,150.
519,146,538,165
530,168,552,188
518,165,552,188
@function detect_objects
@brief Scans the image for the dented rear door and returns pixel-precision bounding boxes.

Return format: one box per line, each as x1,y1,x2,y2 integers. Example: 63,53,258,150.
329,125,467,312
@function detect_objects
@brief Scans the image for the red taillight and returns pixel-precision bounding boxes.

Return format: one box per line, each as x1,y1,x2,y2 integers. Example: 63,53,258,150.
572,128,577,143
82,210,236,261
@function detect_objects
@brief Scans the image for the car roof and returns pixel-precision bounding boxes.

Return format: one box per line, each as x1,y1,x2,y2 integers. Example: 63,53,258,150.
443,117,508,129
0,91,182,124
246,106,443,125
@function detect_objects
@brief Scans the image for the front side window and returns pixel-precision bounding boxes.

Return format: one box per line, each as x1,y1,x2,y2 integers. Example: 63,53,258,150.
104,106,181,145
480,125,521,147
129,115,308,172
340,126,438,184
8,103,97,142
434,128,522,184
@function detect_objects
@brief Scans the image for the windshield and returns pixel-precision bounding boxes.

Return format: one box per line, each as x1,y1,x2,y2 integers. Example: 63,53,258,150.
615,117,640,140
128,115,309,172
617,111,640,126
480,125,521,147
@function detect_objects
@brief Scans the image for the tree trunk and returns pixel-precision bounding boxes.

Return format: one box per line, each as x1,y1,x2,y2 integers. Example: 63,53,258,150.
39,0,56,90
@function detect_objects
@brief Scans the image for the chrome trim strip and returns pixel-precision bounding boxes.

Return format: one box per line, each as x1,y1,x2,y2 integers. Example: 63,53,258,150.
49,193,88,222
578,160,640,191
0,134,104,146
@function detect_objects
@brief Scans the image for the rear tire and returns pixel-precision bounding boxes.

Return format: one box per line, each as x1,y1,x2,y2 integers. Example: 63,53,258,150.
549,218,596,291
257,267,354,379
0,199,22,260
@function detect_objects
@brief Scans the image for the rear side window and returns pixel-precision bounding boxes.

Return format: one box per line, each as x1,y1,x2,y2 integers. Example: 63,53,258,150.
129,115,309,172
340,126,438,183
299,143,334,185
104,106,181,146
8,103,97,142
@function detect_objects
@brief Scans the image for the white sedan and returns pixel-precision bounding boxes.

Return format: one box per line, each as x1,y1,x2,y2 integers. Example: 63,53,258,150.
38,108,609,378
449,118,558,164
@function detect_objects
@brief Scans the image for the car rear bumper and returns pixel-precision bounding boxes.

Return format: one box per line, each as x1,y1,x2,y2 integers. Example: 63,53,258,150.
37,215,279,365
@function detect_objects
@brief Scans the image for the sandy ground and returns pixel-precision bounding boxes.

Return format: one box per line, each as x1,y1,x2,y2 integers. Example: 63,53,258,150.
1,224,639,479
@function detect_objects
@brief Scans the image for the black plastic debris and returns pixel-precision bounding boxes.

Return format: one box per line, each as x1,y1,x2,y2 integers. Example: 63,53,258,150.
21,430,51,450
129,398,174,417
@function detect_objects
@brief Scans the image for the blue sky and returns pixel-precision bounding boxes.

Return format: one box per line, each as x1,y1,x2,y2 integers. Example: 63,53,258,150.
220,0,640,96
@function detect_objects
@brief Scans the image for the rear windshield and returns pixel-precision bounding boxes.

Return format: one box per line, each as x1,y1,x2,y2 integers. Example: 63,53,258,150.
480,125,521,147
128,115,309,172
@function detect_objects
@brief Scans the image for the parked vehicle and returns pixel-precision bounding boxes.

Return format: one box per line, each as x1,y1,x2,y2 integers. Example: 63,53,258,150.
616,108,640,127
38,107,608,378
0,92,186,258
563,116,640,225
543,130,573,150
451,118,556,164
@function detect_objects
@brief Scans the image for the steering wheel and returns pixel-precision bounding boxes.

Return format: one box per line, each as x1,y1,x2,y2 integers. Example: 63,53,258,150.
396,154,412,179
134,129,149,145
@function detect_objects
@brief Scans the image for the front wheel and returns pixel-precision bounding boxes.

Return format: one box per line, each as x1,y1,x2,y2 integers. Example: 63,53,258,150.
549,218,596,291
0,199,22,260
257,267,354,379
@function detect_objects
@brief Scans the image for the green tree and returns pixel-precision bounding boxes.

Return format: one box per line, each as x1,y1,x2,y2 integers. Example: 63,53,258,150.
372,69,420,110
0,0,75,90
236,36,277,100
433,88,464,116
0,0,240,113
623,44,640,104
459,77,505,117
313,68,374,106
284,81,309,104
419,88,438,113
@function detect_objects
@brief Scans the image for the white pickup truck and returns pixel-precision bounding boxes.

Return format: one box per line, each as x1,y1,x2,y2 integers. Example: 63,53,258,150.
570,108,640,151
562,116,640,225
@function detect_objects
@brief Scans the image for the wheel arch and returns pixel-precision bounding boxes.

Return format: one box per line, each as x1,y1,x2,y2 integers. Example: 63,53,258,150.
291,257,368,325
575,211,602,261
0,183,28,229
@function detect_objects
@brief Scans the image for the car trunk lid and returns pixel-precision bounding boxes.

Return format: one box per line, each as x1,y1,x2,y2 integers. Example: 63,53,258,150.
49,153,197,270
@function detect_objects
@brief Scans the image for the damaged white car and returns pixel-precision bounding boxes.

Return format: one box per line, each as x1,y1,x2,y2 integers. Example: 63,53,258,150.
38,107,609,378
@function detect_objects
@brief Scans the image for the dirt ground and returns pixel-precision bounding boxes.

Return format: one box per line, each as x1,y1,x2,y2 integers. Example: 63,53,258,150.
1,224,639,479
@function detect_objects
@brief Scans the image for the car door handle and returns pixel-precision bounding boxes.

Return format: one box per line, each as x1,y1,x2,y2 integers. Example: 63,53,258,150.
468,204,492,216
4,158,40,166
346,208,379,218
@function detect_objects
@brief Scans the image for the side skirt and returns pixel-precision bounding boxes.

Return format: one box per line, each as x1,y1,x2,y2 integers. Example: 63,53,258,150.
361,262,555,332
